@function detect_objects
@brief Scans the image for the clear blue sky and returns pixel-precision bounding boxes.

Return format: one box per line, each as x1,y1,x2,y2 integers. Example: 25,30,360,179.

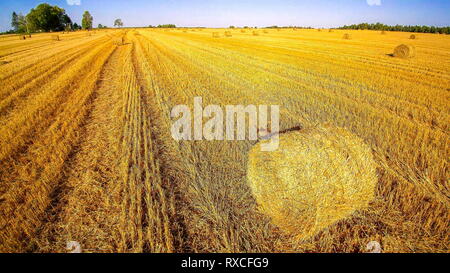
1,0,449,32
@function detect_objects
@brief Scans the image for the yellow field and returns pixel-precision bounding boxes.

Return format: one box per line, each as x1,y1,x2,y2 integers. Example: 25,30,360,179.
0,28,448,253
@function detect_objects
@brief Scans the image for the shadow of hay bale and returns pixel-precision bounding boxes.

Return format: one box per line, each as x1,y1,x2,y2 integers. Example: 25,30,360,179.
247,125,378,240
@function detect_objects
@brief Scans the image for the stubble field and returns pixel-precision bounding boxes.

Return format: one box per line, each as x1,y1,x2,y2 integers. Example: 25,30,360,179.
0,28,448,253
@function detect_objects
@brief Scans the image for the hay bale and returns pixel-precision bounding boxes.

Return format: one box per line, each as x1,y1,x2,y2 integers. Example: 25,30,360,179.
113,37,124,45
252,31,259,36
393,44,415,58
247,125,377,240
318,29,322,32
51,35,60,41
329,29,334,33
343,33,351,40
381,30,386,35
224,31,232,37
263,30,269,34
241,29,246,33
409,34,417,40
19,35,26,40
212,32,220,38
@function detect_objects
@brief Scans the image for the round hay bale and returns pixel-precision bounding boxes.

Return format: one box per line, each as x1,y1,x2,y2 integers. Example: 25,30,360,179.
113,37,124,45
409,34,416,40
19,35,26,40
342,33,351,40
247,125,377,240
381,30,386,35
393,44,415,58
212,32,220,38
252,31,259,36
224,31,232,37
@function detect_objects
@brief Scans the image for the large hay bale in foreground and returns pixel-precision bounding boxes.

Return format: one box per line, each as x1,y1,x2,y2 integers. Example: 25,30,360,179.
343,33,351,40
247,125,377,240
393,44,415,58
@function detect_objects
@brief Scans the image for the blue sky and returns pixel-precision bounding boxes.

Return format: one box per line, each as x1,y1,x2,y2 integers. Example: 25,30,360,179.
1,0,449,32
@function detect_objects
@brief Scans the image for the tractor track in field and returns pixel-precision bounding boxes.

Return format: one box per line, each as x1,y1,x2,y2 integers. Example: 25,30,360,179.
33,44,125,252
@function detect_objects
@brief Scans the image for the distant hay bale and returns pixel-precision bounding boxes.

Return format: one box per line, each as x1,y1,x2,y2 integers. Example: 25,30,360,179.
212,32,220,38
409,34,417,40
247,125,378,240
343,33,351,40
253,31,259,36
19,35,26,40
381,30,386,35
241,29,246,33
393,44,416,58
263,30,269,34
293,28,297,31
183,30,187,33
329,29,334,33
113,37,124,45
51,35,60,41
224,31,232,37
318,29,322,32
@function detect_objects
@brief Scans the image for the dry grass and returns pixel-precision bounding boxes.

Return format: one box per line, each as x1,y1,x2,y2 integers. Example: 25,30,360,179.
51,35,60,41
343,33,352,39
224,31,232,37
0,28,448,253
253,31,260,36
212,32,220,38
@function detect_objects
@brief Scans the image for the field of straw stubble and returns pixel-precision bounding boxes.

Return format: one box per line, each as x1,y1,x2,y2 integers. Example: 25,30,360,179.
0,28,448,253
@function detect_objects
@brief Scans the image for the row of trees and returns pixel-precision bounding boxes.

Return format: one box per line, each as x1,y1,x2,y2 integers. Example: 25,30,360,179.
9,3,124,34
340,22,450,34
148,24,177,28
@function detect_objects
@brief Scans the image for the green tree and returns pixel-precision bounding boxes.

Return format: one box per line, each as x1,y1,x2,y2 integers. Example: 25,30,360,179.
11,12,19,31
26,3,70,32
114,19,123,28
82,11,93,30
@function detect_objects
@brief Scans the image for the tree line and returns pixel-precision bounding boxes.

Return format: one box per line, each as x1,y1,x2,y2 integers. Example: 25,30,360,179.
340,22,450,34
7,3,124,34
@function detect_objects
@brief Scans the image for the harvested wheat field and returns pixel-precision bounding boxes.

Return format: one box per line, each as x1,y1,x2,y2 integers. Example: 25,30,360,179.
0,28,449,253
